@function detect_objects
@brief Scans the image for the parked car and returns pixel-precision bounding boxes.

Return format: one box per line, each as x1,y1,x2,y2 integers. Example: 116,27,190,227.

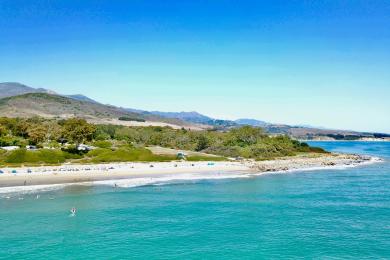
26,145,38,150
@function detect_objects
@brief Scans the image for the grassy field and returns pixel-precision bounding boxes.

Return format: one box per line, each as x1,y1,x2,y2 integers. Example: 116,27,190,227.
82,147,176,163
0,146,225,167
0,149,81,166
146,146,221,157
186,155,226,161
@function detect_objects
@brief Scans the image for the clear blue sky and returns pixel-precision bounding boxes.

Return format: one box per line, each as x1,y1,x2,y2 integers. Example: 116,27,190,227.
0,0,389,133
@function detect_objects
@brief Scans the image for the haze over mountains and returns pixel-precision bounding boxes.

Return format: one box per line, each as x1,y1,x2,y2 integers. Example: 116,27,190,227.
0,82,389,140
0,82,191,129
0,82,54,98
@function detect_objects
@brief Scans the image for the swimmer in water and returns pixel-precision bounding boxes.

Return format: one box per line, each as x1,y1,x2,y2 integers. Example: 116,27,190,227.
70,207,76,216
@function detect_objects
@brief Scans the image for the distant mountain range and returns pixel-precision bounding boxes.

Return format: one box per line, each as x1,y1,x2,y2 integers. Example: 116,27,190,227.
150,111,214,124
125,109,238,128
0,82,189,128
0,82,54,98
0,82,389,140
65,94,100,104
235,118,267,127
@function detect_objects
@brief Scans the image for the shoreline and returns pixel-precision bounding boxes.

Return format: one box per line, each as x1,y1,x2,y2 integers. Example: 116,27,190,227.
0,153,382,189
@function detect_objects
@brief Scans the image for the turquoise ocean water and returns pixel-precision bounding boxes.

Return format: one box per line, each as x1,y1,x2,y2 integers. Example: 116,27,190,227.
0,142,389,259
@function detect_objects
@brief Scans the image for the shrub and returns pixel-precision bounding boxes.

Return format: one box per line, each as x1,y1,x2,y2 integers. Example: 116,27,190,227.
46,141,61,149
61,145,85,155
4,149,28,164
87,148,112,157
118,117,145,122
0,136,27,147
203,145,241,158
309,146,328,153
35,149,67,164
186,155,226,161
4,149,67,164
93,140,112,149
89,147,175,163
63,152,83,160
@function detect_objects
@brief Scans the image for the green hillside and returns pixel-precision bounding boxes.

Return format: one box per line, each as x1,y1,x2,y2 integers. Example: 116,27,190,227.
0,93,185,127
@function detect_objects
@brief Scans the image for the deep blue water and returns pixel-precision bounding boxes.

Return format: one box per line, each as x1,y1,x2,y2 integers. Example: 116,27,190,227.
0,142,389,259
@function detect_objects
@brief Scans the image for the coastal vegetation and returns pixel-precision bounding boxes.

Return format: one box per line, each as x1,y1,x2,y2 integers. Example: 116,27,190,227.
1,86,389,141
118,116,146,122
0,117,326,166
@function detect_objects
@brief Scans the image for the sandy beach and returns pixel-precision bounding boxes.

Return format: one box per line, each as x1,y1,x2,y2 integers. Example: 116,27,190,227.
0,153,380,188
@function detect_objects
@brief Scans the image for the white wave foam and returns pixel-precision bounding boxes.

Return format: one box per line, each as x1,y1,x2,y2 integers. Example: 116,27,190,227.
252,156,384,176
93,172,251,188
0,172,251,195
0,184,67,195
0,156,383,195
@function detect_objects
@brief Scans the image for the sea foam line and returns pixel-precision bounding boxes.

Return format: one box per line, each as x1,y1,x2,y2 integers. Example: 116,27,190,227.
92,172,251,188
0,172,251,195
252,156,384,176
0,183,67,195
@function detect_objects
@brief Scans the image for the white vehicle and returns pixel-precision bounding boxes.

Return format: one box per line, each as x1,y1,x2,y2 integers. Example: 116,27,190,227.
0,146,19,151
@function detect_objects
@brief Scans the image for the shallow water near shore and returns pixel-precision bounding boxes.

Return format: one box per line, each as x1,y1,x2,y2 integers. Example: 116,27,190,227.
1,142,389,259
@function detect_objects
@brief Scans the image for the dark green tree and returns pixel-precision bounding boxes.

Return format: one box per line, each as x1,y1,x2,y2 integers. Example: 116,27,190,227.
62,118,96,145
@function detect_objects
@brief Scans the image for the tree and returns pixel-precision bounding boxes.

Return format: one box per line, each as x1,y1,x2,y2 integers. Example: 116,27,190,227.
62,118,96,145
27,124,47,144
0,125,7,137
195,134,210,151
44,121,62,142
0,117,17,134
15,120,30,138
226,126,265,147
